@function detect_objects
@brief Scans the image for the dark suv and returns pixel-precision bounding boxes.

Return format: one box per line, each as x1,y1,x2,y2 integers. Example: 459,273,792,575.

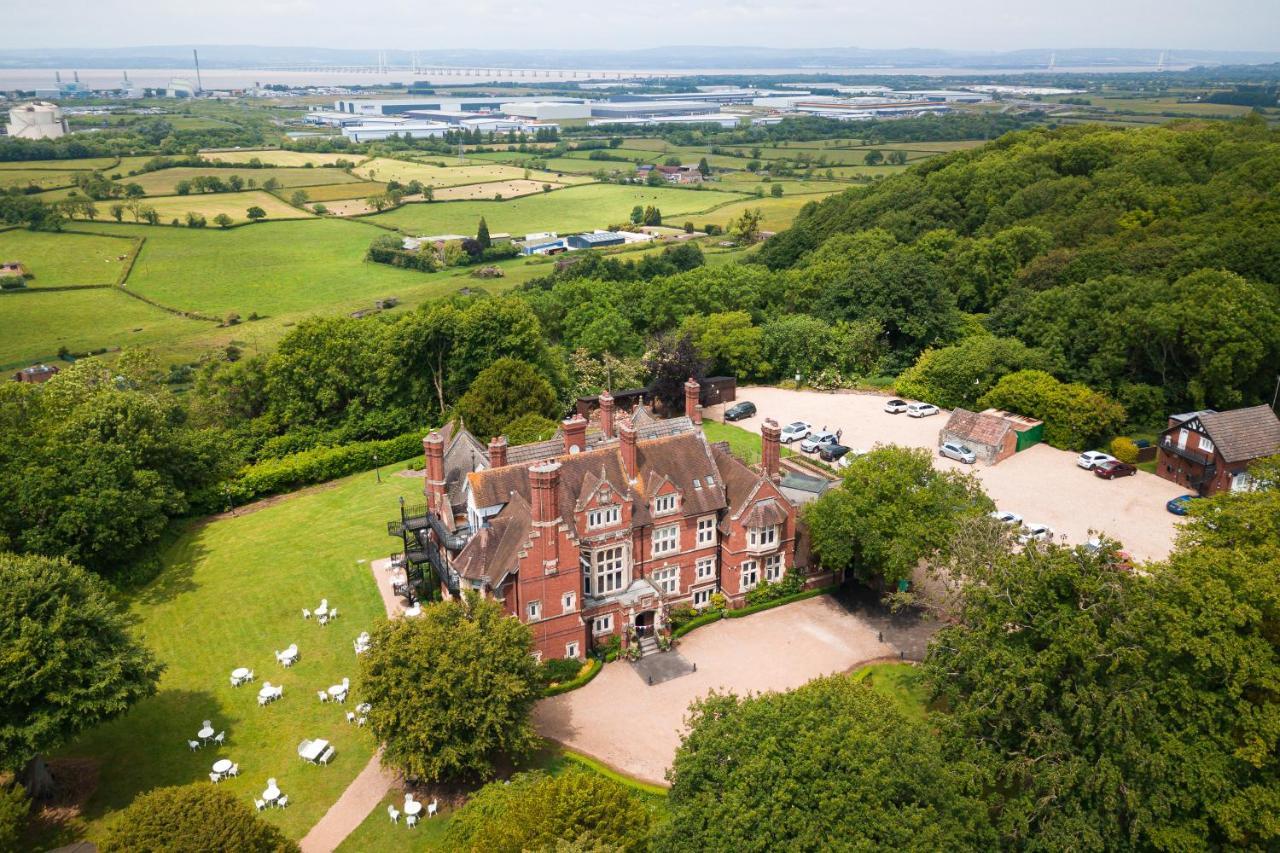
723,401,756,421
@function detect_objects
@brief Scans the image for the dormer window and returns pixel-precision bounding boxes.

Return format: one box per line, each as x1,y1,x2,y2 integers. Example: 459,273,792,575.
748,525,779,551
653,494,677,516
588,505,620,529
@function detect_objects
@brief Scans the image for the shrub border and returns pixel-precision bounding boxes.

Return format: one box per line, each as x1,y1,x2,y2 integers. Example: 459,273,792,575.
559,749,669,796
543,657,602,697
672,585,837,640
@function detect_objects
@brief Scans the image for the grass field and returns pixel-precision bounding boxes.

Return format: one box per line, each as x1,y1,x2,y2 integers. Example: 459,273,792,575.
374,183,749,236
55,464,425,845
850,662,930,721
125,166,362,196
93,191,313,225
0,169,82,190
431,179,562,201
0,156,118,170
0,287,206,369
716,175,855,195
200,150,364,167
0,229,135,286
700,191,848,233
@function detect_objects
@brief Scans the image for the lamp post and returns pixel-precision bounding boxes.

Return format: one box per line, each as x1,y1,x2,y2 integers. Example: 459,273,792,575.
374,453,381,483
224,484,234,516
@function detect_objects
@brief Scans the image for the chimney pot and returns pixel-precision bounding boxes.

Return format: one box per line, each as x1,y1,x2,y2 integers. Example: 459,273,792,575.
761,418,781,480
684,377,702,424
619,421,638,480
599,391,615,438
563,414,588,454
488,434,508,468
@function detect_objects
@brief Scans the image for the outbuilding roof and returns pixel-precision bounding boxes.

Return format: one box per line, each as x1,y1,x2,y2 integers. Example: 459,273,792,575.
942,408,1013,447
1197,405,1280,464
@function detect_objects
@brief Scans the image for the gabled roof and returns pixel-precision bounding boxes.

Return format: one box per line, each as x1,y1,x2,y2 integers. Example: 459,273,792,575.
441,422,489,508
454,492,531,585
1196,405,1280,464
943,408,1012,447
711,444,768,519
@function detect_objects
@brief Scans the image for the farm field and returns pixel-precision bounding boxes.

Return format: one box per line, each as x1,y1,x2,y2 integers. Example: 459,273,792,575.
55,465,424,844
431,179,562,201
0,169,84,190
716,175,855,195
0,156,119,170
700,191,846,233
353,158,583,188
124,166,362,196
372,182,751,236
559,147,664,162
92,190,313,225
200,149,364,167
0,229,135,286
0,287,206,369
298,180,388,202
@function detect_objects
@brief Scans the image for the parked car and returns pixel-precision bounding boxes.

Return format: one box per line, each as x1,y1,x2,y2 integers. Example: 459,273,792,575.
939,441,977,464
1077,451,1116,470
834,449,868,468
906,402,940,418
1094,459,1137,479
1017,522,1053,544
779,421,812,443
883,399,909,414
819,443,853,462
1083,538,1135,571
723,401,756,422
990,510,1023,526
1166,494,1199,515
800,430,837,453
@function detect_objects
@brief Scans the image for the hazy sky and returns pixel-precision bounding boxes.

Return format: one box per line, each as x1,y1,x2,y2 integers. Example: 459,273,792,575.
7,0,1279,52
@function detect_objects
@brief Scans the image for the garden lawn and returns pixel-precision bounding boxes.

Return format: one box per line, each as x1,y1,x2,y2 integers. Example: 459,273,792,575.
850,663,930,722
60,464,426,843
200,149,365,167
373,183,750,236
127,166,362,196
0,287,205,369
0,228,136,285
701,420,793,464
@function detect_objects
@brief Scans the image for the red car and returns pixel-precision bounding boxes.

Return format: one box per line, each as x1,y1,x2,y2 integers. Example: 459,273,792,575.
1094,459,1137,479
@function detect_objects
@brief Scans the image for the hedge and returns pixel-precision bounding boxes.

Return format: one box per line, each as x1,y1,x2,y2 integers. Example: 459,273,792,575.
191,431,423,514
543,657,603,697
672,585,837,640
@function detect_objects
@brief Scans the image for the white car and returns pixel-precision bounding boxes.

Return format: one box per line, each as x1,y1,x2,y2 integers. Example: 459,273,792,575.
779,421,812,443
835,449,868,469
939,441,977,464
800,430,837,453
883,399,909,414
906,402,940,418
990,510,1023,526
1018,523,1053,544
1077,451,1116,470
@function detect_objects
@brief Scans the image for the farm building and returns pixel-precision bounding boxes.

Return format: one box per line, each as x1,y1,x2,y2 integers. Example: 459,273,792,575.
939,408,1043,465
1155,405,1280,495
1,261,30,278
566,231,626,250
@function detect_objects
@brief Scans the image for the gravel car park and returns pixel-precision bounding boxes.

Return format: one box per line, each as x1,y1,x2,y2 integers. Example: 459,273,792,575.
723,386,1187,561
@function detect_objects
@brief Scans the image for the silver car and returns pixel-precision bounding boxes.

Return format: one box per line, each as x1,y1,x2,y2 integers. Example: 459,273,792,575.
779,421,812,443
1017,523,1053,544
800,430,837,453
939,441,977,464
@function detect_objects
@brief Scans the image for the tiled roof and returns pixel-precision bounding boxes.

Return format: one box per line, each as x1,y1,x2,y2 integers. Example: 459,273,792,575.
454,492,531,585
442,423,489,508
711,445,767,519
943,408,1012,447
1198,405,1280,464
743,498,789,528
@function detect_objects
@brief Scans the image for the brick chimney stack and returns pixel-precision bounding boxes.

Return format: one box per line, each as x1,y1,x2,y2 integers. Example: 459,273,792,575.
761,419,781,481
529,461,562,566
619,420,638,481
684,377,702,424
563,414,587,454
599,390,615,438
488,434,508,468
424,432,452,529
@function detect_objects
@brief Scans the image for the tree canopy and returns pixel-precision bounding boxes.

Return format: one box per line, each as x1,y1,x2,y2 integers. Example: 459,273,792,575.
98,783,298,853
358,593,542,783
444,767,653,852
660,674,992,851
0,552,162,795
455,357,560,440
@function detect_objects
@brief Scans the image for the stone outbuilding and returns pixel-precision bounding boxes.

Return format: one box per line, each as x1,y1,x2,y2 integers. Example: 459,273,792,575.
938,408,1044,465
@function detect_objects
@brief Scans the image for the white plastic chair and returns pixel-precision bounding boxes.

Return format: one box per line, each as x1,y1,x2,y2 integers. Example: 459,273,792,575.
230,676,240,688
318,691,329,703
255,799,266,812
273,685,284,700
257,694,269,707
209,772,222,784
214,731,226,746
302,608,311,620
277,794,289,809
318,614,329,626
187,740,200,751
330,607,339,621
228,763,239,777
388,805,400,824
245,670,255,683
406,814,418,828
357,716,367,727
428,799,438,818
319,746,334,766
346,711,355,724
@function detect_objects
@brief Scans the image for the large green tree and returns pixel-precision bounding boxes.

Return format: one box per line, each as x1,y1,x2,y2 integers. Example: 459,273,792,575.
660,675,991,851
455,357,560,440
445,768,653,852
0,553,163,797
359,594,542,783
99,784,297,853
895,334,1050,410
978,369,1126,451
804,445,992,588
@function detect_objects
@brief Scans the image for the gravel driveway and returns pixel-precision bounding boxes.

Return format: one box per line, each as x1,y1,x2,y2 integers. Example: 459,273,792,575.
718,386,1186,562
532,596,893,785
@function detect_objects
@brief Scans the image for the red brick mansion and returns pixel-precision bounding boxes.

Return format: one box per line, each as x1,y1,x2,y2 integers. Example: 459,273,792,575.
393,379,824,661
